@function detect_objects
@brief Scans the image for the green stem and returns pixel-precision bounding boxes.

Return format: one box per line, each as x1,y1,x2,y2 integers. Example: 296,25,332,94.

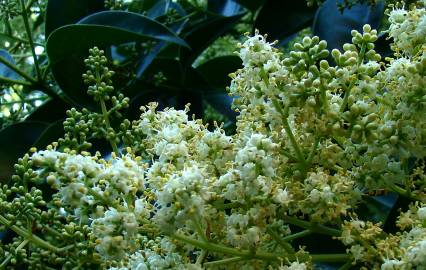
0,55,37,84
0,97,45,105
305,137,320,173
272,99,305,165
19,0,42,82
319,83,329,112
196,250,207,265
171,233,349,263
192,217,207,242
0,33,43,46
0,214,60,253
0,75,33,86
340,43,367,113
266,227,295,254
282,216,341,237
0,239,29,269
338,261,353,270
100,98,120,155
339,83,353,113
211,201,242,210
282,229,313,242
0,254,12,270
389,182,424,202
203,256,246,267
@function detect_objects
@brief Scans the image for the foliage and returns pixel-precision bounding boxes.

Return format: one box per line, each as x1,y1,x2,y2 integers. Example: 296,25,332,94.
0,0,425,269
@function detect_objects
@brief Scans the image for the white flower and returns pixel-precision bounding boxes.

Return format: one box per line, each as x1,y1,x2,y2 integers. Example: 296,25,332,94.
381,259,405,270
274,188,291,205
417,207,426,222
280,262,307,270
350,244,365,261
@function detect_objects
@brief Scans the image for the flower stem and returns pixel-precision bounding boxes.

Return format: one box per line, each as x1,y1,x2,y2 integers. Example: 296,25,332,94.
282,216,341,237
0,214,61,253
272,99,305,165
266,227,295,254
389,182,424,202
0,75,33,86
338,261,352,270
282,229,312,242
203,256,246,267
171,233,349,263
19,0,42,82
0,239,29,269
100,98,120,155
0,54,37,84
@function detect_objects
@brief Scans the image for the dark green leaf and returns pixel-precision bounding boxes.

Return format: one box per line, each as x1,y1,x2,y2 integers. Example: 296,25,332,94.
179,12,245,67
208,0,244,17
196,55,242,89
134,19,189,79
375,32,393,58
77,11,189,48
0,49,21,79
0,121,48,182
33,120,65,149
313,0,384,51
356,193,399,224
26,99,70,122
254,0,317,44
203,92,237,120
233,0,265,12
147,0,186,18
45,0,105,38
46,11,189,108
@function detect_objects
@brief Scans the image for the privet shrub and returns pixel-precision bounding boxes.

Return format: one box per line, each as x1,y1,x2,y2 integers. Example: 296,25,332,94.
0,1,425,269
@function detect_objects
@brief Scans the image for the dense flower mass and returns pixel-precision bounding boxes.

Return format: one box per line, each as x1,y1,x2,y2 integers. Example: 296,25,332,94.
1,1,426,269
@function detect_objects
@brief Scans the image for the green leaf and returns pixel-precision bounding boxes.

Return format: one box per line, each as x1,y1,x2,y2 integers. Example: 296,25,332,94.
33,120,65,149
46,11,190,108
0,49,21,79
196,55,241,89
26,99,70,122
0,121,48,182
147,0,186,19
45,0,105,38
179,11,245,67
313,0,384,51
233,0,265,11
254,0,317,44
207,0,244,17
48,11,189,63
356,193,399,224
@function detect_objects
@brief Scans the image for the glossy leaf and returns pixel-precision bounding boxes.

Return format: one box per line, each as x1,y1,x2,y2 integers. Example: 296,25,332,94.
313,0,385,51
196,55,242,89
33,120,65,149
26,99,70,122
0,49,21,79
375,32,393,58
179,11,245,67
46,11,189,108
0,121,48,182
147,0,186,19
134,19,189,79
45,0,105,38
195,56,241,119
356,193,399,224
233,0,265,11
208,0,244,17
254,0,317,43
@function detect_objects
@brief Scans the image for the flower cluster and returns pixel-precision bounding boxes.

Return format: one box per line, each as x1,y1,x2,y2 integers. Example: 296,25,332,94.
1,1,426,269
